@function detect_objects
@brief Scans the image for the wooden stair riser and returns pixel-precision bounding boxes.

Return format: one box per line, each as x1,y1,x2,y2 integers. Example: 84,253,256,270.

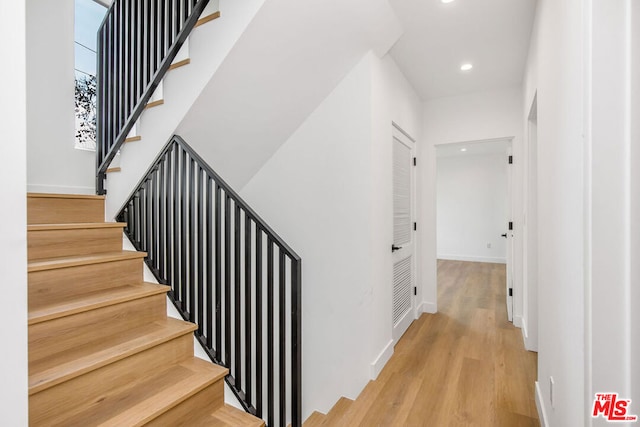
145,376,225,426
27,195,105,224
28,226,125,261
29,258,143,308
29,333,194,426
29,293,167,364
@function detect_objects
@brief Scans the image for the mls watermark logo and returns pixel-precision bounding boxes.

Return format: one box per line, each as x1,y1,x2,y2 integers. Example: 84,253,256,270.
592,393,638,422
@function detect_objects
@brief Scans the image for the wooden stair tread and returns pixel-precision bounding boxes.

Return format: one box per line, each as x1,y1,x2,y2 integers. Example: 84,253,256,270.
303,411,327,427
192,404,265,427
29,317,196,395
323,397,354,425
27,193,105,200
28,250,146,272
52,357,228,427
28,222,125,231
29,282,169,325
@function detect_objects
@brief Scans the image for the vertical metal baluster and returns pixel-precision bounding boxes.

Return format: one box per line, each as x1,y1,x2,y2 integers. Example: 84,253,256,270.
215,183,222,361
172,144,180,303
156,0,163,71
234,203,241,387
133,194,139,248
150,171,157,267
146,178,152,262
165,146,173,290
291,258,302,427
206,177,213,349
197,166,204,334
180,148,188,309
166,0,174,48
175,0,181,40
145,0,152,84
256,228,263,418
225,194,231,368
245,213,252,407
188,159,196,321
108,14,115,158
267,238,274,427
96,24,104,163
118,0,125,132
124,0,130,121
131,0,138,109
158,159,166,281
279,250,286,426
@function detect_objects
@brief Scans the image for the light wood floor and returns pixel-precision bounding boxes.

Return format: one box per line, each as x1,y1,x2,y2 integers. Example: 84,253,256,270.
331,260,539,426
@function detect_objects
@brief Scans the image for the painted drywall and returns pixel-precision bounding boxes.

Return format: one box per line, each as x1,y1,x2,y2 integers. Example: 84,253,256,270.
241,54,374,417
0,0,29,422
632,0,640,413
523,0,586,424
420,87,523,316
370,52,423,371
26,0,95,194
105,0,267,219
240,51,422,418
174,0,402,192
588,0,637,423
436,152,508,264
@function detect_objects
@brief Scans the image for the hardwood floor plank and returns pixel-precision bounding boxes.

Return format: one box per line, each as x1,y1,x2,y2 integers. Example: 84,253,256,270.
322,260,538,426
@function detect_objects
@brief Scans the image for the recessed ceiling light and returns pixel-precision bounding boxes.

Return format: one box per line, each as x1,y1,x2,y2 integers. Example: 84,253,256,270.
460,63,473,71
441,0,455,3
460,148,467,152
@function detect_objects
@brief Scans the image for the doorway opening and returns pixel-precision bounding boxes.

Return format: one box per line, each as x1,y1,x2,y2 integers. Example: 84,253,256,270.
435,138,513,319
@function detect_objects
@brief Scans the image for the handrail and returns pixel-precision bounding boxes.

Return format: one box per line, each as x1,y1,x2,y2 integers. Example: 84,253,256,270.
96,0,209,195
117,135,303,427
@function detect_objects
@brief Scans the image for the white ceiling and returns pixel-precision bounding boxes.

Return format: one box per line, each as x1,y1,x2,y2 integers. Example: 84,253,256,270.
436,138,510,158
388,0,537,100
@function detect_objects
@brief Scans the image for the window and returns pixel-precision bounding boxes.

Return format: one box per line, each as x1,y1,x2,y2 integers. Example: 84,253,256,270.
74,0,107,151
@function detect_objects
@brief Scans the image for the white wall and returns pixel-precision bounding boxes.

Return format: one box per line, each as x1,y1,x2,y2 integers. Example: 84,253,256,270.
437,152,507,264
0,0,29,423
523,0,586,425
240,51,422,418
588,1,637,425
632,0,640,413
370,52,423,370
420,87,523,315
26,0,95,195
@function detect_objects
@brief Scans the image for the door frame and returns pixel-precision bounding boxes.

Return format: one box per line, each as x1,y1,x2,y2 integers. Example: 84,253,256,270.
523,93,538,351
434,136,515,320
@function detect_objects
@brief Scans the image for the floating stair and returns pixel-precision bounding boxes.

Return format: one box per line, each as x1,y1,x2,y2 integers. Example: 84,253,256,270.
27,193,264,426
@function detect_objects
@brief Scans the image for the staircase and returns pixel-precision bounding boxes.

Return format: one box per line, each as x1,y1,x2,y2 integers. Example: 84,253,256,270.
27,192,264,426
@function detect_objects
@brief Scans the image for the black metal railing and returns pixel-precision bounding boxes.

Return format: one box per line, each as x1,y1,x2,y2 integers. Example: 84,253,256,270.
117,135,302,427
96,0,209,194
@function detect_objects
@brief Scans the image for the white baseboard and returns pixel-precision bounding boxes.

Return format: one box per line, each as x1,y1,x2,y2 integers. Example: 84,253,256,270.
370,340,394,380
417,301,437,314
27,183,95,195
535,381,549,427
437,254,506,264
514,315,523,328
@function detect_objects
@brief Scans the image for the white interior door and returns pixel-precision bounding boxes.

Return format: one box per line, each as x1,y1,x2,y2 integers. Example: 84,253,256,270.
506,148,514,322
392,126,415,341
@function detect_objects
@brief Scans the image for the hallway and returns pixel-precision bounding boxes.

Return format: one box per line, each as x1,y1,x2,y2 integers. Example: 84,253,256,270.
323,260,538,426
